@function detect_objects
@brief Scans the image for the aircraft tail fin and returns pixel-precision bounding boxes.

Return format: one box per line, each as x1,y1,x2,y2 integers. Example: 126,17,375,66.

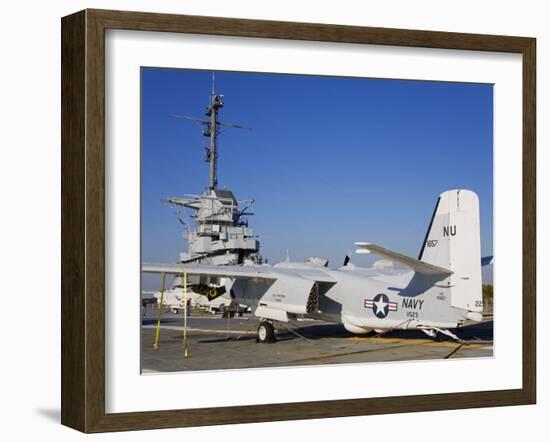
419,189,483,312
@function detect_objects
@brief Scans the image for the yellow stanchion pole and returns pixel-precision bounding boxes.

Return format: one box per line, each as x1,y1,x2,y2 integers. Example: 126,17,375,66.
183,271,189,358
153,272,166,351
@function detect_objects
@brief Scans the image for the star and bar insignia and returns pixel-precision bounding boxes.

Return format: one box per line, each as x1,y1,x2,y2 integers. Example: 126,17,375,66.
364,293,398,319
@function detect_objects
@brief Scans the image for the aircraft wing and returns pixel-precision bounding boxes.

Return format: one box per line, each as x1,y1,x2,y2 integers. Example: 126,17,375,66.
143,262,336,323
143,263,338,283
142,263,277,280
354,242,453,276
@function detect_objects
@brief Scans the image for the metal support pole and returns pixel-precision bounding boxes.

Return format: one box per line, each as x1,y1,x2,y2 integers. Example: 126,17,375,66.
153,272,167,351
183,271,189,358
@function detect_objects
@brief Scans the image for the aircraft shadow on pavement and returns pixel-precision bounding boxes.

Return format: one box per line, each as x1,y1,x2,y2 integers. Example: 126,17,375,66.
197,335,258,344
284,320,493,343
141,315,493,343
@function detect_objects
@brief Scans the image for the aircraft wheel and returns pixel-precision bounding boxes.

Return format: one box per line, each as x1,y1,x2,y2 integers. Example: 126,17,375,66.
257,321,275,343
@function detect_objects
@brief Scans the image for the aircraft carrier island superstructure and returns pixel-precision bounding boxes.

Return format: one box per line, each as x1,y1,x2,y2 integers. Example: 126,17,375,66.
164,83,263,268
165,187,260,266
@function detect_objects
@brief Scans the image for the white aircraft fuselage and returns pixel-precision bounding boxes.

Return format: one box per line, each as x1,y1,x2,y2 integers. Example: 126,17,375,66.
229,262,476,335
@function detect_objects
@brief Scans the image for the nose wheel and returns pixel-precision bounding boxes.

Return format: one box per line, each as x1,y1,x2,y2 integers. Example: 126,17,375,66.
257,320,276,343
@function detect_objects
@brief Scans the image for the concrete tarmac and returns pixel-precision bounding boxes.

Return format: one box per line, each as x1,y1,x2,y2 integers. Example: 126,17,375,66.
141,310,493,373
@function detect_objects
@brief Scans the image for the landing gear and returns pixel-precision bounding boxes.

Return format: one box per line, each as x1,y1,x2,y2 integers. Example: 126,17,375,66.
257,320,276,343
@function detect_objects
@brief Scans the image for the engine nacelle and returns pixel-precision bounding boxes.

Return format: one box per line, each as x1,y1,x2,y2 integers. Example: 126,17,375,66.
258,276,320,315
343,322,373,334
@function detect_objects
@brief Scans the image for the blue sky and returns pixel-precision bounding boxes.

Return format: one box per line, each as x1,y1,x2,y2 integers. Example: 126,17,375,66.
141,68,493,286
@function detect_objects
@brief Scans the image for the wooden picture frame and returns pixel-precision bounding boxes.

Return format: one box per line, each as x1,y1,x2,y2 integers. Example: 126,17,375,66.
61,8,536,433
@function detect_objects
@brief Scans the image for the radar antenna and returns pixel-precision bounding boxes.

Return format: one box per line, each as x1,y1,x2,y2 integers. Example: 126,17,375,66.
171,74,251,190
